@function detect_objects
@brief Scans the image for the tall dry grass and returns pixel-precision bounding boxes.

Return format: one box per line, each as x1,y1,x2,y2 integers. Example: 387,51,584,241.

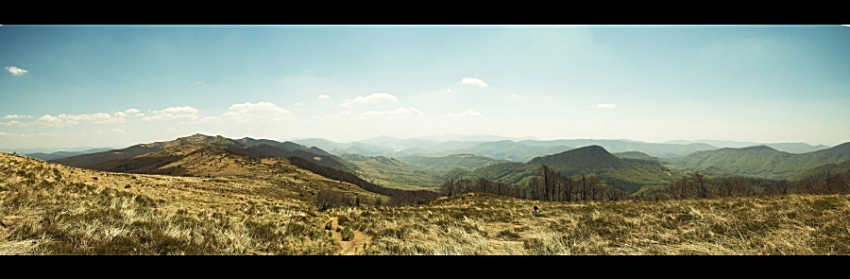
0,152,337,255
331,192,850,255
3,151,849,255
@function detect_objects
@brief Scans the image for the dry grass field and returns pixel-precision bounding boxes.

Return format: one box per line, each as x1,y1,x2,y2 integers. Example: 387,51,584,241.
332,192,850,255
2,150,848,255
0,150,381,255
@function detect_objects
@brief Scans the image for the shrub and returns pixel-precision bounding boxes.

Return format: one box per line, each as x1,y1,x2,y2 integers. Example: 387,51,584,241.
341,227,354,241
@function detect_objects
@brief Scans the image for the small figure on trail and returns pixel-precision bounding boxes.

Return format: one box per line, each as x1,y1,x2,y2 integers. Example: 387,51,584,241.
532,206,540,216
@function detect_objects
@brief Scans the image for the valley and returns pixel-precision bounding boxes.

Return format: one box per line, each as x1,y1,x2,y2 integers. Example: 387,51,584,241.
2,133,849,255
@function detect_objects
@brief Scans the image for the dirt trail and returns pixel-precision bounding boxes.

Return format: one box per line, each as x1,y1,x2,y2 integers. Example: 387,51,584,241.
327,216,371,255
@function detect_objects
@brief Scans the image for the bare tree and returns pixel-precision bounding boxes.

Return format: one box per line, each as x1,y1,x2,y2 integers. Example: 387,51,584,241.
690,171,709,198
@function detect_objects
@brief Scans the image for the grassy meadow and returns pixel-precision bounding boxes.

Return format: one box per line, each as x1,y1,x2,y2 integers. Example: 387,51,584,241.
2,151,849,255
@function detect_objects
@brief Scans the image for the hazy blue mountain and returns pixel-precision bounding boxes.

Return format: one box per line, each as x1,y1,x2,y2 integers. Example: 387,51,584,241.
396,154,512,174
519,139,717,158
457,145,674,192
663,139,831,154
613,151,659,161
3,147,115,154
24,148,115,161
356,135,441,151
671,143,850,179
413,134,538,142
291,138,351,152
333,142,395,157
460,141,575,162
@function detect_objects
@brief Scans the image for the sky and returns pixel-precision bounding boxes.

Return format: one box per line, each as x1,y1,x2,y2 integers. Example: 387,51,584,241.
1,25,849,150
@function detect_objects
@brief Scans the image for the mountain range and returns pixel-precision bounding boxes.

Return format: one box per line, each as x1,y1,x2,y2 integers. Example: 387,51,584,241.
671,143,850,179
50,133,356,174
27,133,850,195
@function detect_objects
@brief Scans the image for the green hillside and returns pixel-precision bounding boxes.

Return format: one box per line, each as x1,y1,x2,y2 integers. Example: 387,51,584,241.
345,155,443,190
396,154,511,174
613,151,659,161
446,146,675,193
520,139,717,158
790,160,850,181
460,162,538,185
461,141,574,162
671,143,850,179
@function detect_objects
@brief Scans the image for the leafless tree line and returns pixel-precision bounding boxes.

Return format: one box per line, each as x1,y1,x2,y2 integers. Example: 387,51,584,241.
440,165,628,202
654,168,850,200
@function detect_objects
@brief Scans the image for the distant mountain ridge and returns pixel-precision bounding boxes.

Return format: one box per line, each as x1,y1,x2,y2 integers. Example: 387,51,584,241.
663,139,831,154
51,133,355,173
24,148,114,161
456,145,674,192
520,139,717,158
671,143,850,179
294,136,722,159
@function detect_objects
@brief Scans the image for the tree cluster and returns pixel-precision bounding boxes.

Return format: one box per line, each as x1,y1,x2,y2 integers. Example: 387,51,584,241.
796,168,850,195
439,165,628,202
313,190,381,211
651,168,850,200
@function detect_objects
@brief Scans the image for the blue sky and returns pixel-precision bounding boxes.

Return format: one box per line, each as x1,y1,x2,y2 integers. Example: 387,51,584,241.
1,25,849,149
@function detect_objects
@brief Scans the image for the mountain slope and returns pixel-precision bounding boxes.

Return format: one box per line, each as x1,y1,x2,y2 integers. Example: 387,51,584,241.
453,146,674,192
341,154,443,190
528,145,628,171
0,150,387,255
672,143,850,179
51,134,355,173
520,139,717,158
396,154,512,174
613,151,659,161
663,139,831,154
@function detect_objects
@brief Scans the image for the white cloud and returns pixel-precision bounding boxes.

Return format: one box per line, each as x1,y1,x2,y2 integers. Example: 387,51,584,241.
36,115,68,126
199,116,222,123
352,93,398,104
447,88,452,92
357,107,423,119
222,101,296,122
5,66,28,76
1,120,25,127
447,109,482,118
340,93,398,108
110,128,126,135
317,110,354,119
318,95,330,99
294,103,303,106
123,108,144,117
35,112,125,126
142,107,199,121
461,77,487,87
594,104,618,109
3,114,32,119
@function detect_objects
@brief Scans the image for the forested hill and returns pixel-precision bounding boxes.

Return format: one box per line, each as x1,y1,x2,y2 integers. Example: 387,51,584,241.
671,143,850,179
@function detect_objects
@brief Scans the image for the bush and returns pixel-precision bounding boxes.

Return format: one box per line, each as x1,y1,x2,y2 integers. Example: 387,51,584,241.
341,227,354,241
